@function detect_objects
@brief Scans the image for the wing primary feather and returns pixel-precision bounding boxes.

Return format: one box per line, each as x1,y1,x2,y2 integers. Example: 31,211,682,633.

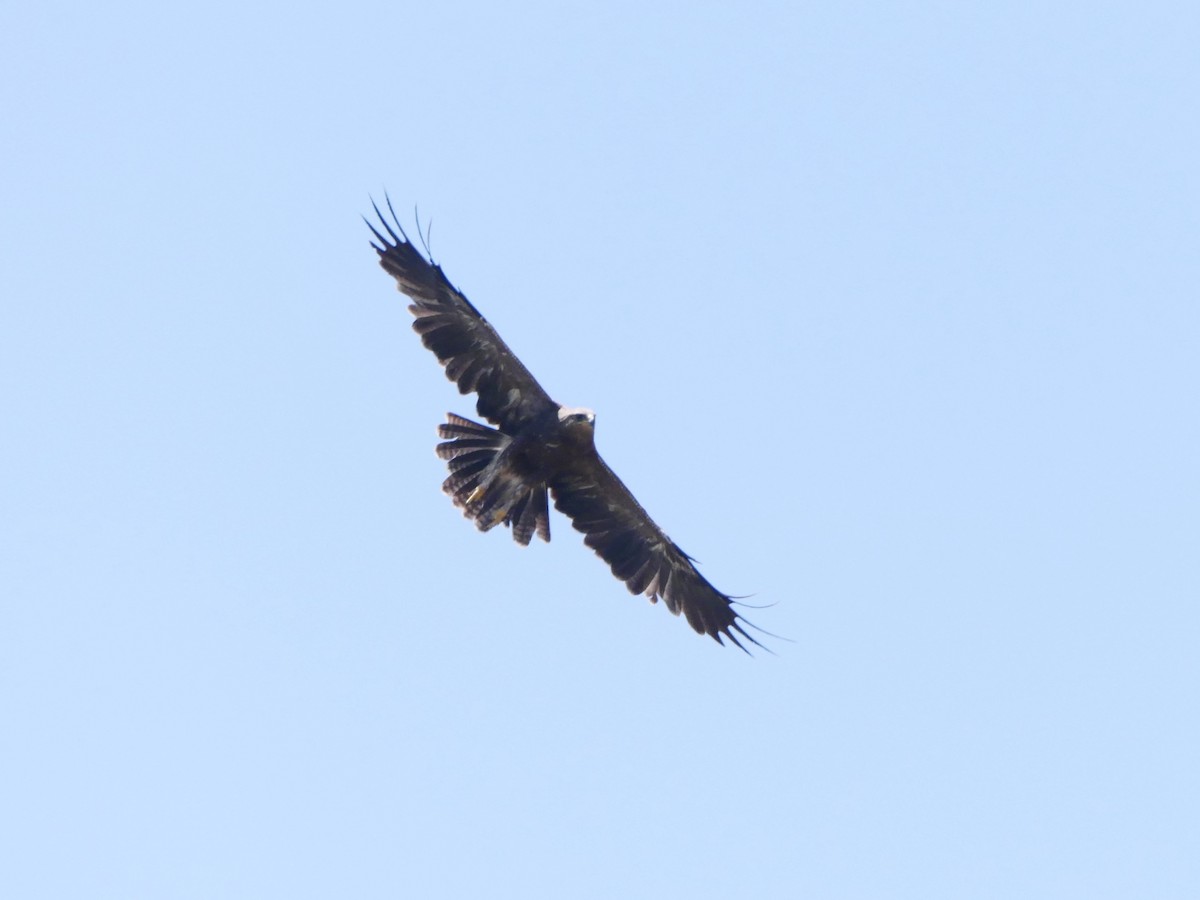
364,217,389,253
383,194,412,244
371,197,403,246
413,205,434,260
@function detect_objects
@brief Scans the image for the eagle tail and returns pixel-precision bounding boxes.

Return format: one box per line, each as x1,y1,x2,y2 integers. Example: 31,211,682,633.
435,414,550,545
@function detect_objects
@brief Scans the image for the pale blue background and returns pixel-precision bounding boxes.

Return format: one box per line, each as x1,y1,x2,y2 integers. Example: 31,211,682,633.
3,2,1197,897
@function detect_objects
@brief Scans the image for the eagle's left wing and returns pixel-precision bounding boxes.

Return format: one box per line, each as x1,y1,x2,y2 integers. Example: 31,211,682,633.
550,454,763,652
367,199,557,432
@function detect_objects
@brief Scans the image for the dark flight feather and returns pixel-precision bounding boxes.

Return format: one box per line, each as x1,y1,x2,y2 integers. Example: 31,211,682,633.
366,199,556,431
550,457,761,651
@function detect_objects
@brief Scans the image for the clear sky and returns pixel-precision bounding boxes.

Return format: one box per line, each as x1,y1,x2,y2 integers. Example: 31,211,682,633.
3,2,1198,897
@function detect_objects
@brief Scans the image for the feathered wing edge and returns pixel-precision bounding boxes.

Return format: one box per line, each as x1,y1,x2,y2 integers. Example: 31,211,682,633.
435,413,550,546
366,197,557,431
550,456,765,653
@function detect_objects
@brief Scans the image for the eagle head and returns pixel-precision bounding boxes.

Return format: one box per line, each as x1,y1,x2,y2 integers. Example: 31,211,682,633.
558,406,596,429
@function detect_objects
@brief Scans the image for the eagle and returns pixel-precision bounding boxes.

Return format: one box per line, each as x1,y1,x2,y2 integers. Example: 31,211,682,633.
367,200,763,651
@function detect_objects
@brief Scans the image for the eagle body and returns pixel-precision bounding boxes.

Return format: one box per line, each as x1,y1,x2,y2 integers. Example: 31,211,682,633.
367,201,763,650
438,406,595,545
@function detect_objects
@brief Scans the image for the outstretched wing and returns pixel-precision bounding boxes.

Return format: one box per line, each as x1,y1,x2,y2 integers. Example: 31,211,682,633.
367,199,557,432
550,455,763,652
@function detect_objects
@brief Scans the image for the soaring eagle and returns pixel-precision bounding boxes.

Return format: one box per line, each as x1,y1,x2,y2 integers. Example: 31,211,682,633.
367,201,763,651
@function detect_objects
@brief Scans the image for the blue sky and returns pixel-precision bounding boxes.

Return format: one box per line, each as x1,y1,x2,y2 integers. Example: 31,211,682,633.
3,2,1198,897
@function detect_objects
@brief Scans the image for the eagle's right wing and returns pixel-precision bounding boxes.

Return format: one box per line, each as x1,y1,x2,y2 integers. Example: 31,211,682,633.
367,200,557,432
550,453,764,652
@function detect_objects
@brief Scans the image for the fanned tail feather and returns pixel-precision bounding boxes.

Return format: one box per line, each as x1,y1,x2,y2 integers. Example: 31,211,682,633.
435,414,550,545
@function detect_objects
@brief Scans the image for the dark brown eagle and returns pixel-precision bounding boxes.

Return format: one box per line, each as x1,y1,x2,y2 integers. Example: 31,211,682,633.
367,200,763,651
